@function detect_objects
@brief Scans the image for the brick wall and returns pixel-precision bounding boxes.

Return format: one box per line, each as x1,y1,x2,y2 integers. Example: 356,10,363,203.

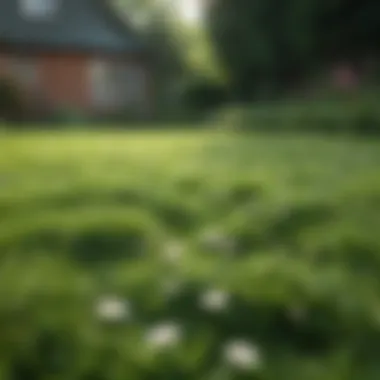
0,51,153,117
39,54,88,110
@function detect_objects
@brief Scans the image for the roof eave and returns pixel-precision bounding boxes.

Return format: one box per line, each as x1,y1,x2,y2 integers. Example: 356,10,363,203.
0,39,147,57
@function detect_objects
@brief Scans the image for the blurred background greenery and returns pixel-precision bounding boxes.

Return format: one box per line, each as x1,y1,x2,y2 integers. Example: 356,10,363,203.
1,131,380,379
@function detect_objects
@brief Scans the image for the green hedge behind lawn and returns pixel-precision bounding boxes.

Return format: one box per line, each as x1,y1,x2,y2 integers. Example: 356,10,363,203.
213,93,380,136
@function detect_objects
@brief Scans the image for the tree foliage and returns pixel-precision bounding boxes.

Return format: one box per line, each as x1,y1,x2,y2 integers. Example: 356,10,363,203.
114,0,187,78
205,0,380,100
113,0,227,113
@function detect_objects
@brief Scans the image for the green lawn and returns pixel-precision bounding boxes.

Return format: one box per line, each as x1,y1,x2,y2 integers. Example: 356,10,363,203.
1,129,380,379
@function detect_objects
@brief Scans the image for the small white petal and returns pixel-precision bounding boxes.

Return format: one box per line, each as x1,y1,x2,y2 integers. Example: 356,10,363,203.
95,296,131,323
163,240,185,263
223,340,262,371
145,322,183,350
199,289,230,312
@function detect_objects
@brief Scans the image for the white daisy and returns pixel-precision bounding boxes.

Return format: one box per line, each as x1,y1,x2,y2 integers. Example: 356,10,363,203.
145,322,183,351
95,295,131,323
223,339,262,371
199,288,230,312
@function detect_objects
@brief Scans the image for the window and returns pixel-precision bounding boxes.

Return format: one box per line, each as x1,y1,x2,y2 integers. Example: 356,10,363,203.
89,60,147,111
19,0,60,19
89,60,115,109
119,64,146,107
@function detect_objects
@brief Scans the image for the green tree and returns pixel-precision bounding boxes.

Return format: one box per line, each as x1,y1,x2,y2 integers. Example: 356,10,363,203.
113,0,189,112
114,0,227,114
205,0,380,101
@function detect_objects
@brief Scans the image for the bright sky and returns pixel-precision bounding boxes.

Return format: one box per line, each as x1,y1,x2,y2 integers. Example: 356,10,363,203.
178,0,203,23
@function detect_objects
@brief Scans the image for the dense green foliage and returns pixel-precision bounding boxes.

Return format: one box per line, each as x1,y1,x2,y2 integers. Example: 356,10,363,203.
1,130,380,379
0,79,25,122
213,94,380,135
206,0,380,100
114,0,228,115
181,77,228,113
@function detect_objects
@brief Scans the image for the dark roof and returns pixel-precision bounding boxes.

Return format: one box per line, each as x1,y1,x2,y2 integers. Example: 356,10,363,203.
0,0,146,54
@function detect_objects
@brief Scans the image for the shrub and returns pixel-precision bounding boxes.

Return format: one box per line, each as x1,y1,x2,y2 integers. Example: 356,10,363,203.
49,106,88,126
212,96,380,136
180,78,228,113
350,102,380,136
0,78,25,122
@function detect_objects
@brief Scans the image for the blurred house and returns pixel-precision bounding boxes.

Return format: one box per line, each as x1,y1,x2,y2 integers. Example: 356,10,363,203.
0,0,152,119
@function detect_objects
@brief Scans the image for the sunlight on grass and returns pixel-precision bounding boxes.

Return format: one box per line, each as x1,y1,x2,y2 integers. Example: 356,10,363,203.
1,129,380,379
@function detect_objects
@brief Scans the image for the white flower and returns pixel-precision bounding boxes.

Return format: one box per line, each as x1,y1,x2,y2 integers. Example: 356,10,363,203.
223,340,262,371
199,289,230,312
163,240,185,263
95,295,131,323
145,322,183,351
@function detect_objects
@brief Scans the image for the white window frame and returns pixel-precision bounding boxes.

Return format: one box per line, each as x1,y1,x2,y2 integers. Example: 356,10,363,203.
19,0,60,19
89,60,115,109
